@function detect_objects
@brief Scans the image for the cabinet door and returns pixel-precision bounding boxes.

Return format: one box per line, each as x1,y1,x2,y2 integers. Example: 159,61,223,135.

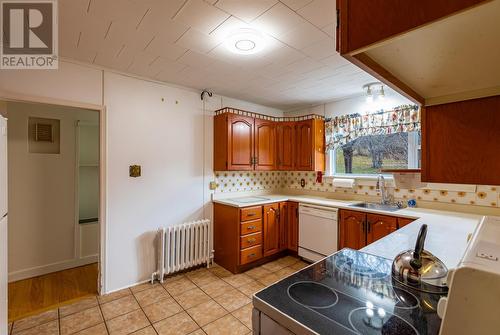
339,210,366,250
277,122,295,170
254,119,276,170
397,217,415,229
263,203,280,257
366,213,398,244
278,202,288,251
227,114,254,170
295,120,313,171
287,202,299,252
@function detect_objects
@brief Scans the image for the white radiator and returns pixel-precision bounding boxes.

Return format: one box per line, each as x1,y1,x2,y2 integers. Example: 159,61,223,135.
151,219,213,283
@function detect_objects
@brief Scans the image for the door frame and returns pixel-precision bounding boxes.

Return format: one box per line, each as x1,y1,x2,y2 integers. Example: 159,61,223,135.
0,90,107,296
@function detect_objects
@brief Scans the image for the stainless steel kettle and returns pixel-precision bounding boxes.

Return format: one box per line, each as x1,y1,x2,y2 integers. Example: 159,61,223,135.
392,224,448,291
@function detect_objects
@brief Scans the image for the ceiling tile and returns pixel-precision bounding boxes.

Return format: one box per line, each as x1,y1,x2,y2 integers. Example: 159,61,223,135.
285,57,324,75
209,16,250,43
145,37,188,61
177,50,217,69
252,2,306,38
173,0,230,34
127,52,161,77
297,0,336,28
176,28,221,53
215,0,277,23
321,23,335,37
279,21,328,49
318,54,351,68
301,37,336,60
154,60,188,81
280,0,314,11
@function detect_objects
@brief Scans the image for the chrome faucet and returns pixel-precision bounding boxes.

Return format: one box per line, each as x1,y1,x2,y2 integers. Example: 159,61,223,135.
376,174,391,205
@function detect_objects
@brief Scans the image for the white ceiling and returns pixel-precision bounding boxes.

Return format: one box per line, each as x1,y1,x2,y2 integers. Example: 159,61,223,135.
60,0,376,110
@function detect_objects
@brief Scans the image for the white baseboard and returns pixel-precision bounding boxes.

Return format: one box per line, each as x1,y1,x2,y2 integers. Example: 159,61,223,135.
8,255,98,282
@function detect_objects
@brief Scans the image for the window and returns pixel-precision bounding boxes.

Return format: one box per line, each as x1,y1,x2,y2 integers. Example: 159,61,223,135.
328,131,420,176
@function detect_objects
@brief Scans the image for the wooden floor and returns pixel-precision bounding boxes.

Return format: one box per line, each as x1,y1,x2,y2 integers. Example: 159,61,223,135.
8,263,98,322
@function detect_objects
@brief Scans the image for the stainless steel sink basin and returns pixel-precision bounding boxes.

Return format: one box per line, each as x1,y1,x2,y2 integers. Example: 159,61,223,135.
349,202,402,212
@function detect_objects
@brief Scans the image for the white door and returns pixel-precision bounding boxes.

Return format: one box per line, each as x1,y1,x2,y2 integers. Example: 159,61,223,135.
0,116,8,334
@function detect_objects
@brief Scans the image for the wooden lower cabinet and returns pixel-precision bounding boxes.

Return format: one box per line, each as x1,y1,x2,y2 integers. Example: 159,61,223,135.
366,213,398,244
263,203,280,257
287,202,299,252
339,209,416,250
214,201,299,273
339,210,366,250
397,217,415,229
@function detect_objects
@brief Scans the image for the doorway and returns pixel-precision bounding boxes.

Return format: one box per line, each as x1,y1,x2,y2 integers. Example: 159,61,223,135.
0,100,101,321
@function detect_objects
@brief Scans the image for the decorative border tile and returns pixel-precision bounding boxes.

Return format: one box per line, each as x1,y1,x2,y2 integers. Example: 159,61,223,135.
215,171,500,208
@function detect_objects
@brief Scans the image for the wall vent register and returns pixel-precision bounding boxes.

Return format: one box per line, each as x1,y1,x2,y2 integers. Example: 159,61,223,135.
28,117,60,154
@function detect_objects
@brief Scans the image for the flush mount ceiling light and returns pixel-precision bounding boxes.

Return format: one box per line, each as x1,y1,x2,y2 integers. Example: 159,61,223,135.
363,82,384,103
225,28,266,55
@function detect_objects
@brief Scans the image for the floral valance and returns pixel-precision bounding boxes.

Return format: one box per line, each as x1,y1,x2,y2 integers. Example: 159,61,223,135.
325,104,420,151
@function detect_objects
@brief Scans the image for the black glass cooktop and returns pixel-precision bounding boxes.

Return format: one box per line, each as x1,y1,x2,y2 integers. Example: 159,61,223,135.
255,249,445,335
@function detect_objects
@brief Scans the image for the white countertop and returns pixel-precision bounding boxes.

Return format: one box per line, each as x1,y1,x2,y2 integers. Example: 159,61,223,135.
214,193,483,269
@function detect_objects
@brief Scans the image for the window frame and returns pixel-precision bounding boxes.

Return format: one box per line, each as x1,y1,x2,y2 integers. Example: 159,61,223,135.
326,131,420,177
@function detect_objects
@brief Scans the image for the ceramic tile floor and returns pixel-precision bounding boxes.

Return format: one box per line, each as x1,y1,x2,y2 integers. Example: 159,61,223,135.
8,256,309,335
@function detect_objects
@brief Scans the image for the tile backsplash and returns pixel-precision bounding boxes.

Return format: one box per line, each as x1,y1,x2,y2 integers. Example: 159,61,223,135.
214,171,500,208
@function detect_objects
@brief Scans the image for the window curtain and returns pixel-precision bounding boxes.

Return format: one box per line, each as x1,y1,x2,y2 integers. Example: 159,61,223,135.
325,104,420,151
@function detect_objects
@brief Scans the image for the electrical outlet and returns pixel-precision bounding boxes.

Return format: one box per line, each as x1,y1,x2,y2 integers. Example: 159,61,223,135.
209,181,217,190
477,251,498,261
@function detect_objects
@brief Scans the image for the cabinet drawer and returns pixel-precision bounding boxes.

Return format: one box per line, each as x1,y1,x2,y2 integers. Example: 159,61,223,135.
240,232,262,249
241,206,262,221
241,219,262,235
240,245,262,265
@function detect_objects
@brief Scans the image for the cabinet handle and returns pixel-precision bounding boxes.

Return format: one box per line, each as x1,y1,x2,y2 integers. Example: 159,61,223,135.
247,238,256,243
247,226,256,230
367,221,371,233
248,253,256,258
246,213,255,217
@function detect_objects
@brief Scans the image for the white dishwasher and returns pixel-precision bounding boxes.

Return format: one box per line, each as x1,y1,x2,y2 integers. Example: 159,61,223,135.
298,204,338,262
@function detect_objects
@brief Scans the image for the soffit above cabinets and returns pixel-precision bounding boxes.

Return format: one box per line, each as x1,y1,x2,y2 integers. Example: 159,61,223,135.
59,0,376,110
363,0,500,106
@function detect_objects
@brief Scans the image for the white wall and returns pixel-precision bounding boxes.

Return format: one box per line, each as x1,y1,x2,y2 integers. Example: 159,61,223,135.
286,86,413,118
0,60,284,292
5,101,99,281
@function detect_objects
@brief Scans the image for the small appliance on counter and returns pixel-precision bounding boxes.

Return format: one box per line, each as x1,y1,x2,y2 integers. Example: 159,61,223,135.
392,224,449,293
437,216,500,334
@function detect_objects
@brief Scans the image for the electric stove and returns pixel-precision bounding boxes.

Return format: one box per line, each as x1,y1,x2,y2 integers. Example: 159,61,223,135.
254,249,446,335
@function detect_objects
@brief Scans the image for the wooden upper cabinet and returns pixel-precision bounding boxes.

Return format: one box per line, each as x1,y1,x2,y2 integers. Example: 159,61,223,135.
366,213,397,244
421,96,500,185
263,203,280,257
295,119,325,171
277,122,295,170
214,113,254,171
337,0,487,54
295,120,313,170
287,202,299,252
339,210,366,250
214,109,324,172
254,119,276,171
228,114,254,170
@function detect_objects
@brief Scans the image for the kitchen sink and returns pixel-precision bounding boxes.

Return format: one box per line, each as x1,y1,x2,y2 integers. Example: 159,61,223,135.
349,202,402,212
